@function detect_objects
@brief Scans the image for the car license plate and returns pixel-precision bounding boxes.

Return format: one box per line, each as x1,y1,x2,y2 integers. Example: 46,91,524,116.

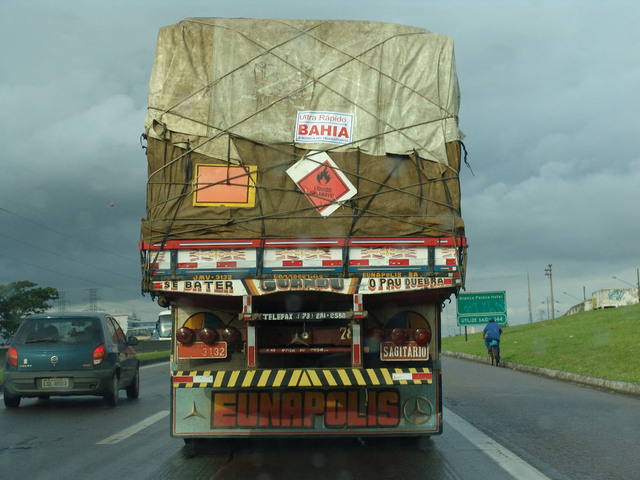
42,377,70,388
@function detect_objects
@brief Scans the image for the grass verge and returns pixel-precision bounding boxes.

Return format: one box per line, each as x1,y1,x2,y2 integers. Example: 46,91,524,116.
442,303,640,384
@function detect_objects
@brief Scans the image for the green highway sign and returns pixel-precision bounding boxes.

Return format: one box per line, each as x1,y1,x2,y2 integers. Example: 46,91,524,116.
457,313,507,326
457,291,507,326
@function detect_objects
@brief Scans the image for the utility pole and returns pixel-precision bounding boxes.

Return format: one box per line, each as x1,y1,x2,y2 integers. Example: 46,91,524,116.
527,271,533,323
543,297,550,319
545,264,555,319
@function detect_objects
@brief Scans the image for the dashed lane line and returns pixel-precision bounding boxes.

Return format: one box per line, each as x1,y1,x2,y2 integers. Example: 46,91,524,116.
97,410,169,445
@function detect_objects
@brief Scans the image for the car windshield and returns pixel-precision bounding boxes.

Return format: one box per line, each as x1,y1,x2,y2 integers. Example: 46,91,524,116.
14,317,101,345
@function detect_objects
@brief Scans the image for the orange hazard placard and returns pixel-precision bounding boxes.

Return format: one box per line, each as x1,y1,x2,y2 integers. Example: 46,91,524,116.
193,164,256,207
286,151,357,216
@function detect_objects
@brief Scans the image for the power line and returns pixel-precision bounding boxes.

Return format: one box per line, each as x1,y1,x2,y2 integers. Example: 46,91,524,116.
0,206,137,265
0,231,138,282
85,288,101,312
58,291,68,313
0,252,136,296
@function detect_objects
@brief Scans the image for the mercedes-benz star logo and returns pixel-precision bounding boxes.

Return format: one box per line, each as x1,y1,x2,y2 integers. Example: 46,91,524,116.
403,396,433,425
184,401,205,420
50,355,59,366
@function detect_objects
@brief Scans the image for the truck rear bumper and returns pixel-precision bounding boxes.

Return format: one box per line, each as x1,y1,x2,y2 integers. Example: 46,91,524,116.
170,367,441,437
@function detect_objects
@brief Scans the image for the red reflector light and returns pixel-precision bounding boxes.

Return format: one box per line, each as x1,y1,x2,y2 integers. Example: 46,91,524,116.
176,327,195,345
200,327,218,345
93,344,106,365
391,328,408,345
222,326,241,344
8,346,18,367
414,328,432,346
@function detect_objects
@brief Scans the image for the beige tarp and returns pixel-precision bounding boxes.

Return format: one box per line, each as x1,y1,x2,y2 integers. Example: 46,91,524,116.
142,19,465,243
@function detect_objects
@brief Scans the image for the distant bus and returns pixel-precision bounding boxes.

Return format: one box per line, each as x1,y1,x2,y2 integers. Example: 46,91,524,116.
128,327,153,340
156,310,172,340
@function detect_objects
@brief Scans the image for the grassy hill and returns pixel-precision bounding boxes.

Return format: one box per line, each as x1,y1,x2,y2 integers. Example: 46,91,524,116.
442,303,640,384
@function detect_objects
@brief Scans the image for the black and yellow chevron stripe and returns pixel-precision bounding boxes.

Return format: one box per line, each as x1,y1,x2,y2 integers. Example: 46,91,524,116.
173,367,432,388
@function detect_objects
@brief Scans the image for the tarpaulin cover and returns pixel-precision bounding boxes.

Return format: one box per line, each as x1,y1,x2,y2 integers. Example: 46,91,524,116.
142,18,465,243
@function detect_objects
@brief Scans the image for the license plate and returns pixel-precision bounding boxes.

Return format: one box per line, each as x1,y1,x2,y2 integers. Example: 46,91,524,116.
177,341,227,359
42,378,70,388
380,341,429,360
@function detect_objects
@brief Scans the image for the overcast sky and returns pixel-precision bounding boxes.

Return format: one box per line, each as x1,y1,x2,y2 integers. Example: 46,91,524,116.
1,0,638,334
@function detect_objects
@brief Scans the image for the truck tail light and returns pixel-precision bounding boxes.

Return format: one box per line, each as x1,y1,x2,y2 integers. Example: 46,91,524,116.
391,328,408,345
8,346,18,367
200,327,218,345
414,328,431,346
176,327,195,345
93,344,106,365
222,326,241,344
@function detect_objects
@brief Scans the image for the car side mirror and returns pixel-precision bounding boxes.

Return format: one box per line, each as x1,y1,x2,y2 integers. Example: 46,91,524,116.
127,336,139,346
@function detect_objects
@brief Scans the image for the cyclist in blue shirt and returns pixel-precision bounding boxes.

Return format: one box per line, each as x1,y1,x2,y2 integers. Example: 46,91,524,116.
482,318,503,363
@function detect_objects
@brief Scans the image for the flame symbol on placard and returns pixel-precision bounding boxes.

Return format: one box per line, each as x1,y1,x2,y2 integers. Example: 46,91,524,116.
317,167,331,184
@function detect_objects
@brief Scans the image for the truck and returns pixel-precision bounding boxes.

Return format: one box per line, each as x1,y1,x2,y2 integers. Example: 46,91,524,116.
140,18,466,440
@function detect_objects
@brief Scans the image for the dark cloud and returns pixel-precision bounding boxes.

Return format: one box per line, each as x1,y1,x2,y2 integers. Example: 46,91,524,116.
1,1,638,329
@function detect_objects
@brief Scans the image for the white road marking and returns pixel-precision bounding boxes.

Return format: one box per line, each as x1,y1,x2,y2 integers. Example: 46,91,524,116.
141,361,169,370
444,407,551,480
97,410,169,445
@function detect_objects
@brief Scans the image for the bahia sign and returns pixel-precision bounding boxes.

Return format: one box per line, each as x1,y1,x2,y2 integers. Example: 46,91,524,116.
295,111,354,145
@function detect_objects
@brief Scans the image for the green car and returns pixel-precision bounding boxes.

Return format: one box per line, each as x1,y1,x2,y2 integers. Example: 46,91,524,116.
3,312,139,408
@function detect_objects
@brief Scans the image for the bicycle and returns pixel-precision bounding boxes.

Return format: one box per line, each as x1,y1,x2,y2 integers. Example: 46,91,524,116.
488,339,500,366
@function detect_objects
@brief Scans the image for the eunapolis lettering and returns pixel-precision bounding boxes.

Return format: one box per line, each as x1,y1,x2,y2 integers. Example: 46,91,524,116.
211,389,400,429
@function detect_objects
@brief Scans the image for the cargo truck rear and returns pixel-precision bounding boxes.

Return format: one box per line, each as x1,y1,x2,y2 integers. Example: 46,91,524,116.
140,18,466,439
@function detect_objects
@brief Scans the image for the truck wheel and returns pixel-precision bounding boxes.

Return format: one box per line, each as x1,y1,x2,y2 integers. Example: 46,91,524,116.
183,438,204,457
104,373,120,406
126,365,140,399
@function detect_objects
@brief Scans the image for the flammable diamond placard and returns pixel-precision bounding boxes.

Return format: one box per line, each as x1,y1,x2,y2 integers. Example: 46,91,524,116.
286,151,357,216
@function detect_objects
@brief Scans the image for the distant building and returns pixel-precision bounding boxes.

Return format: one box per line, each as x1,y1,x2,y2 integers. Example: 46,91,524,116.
592,288,639,309
566,287,638,315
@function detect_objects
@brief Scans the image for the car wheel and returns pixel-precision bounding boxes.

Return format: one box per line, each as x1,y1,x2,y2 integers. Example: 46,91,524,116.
104,373,120,406
4,389,21,408
126,365,140,399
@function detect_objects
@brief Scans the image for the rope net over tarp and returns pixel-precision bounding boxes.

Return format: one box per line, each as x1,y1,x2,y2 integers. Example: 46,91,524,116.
142,18,465,243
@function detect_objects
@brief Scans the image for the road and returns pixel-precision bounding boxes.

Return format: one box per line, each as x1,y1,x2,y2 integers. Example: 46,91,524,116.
1,358,638,479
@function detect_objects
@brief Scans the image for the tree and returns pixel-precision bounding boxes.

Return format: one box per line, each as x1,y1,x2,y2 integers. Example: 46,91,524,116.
0,281,59,339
